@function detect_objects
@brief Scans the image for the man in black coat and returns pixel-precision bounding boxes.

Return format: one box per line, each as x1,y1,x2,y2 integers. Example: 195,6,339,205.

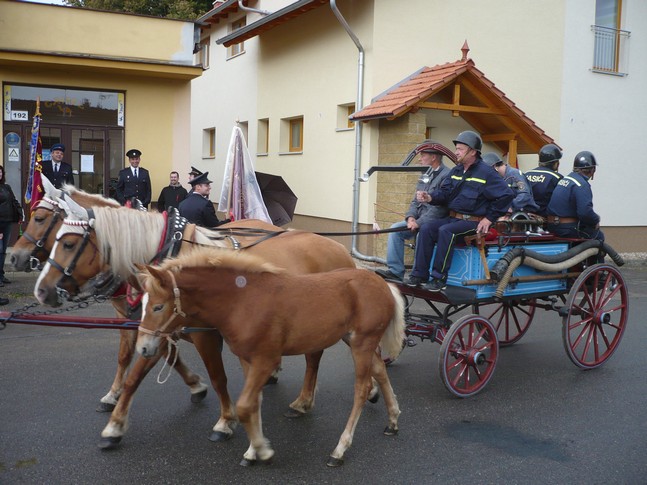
178,172,227,228
157,171,187,212
116,149,151,208
41,143,75,189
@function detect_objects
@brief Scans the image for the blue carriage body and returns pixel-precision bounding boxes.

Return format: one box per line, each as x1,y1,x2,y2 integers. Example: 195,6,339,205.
438,242,569,299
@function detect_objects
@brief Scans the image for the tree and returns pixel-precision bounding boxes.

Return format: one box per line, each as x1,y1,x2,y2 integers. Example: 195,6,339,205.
64,0,215,20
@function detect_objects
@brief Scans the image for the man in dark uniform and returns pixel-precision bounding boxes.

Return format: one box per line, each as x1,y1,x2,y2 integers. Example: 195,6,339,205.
482,152,539,213
546,151,604,249
525,143,563,215
406,131,514,291
187,166,202,195
156,171,187,212
116,149,151,208
41,143,75,189
178,172,227,228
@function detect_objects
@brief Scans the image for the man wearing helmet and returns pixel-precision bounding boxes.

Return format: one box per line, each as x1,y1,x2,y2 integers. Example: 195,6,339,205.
375,140,454,281
546,151,604,246
405,131,514,291
482,152,539,214
524,144,564,215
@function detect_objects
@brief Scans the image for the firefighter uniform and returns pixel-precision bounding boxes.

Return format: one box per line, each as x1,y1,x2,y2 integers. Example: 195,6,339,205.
525,166,563,215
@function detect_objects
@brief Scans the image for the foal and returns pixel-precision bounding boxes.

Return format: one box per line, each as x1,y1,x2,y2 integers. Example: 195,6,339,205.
136,249,405,467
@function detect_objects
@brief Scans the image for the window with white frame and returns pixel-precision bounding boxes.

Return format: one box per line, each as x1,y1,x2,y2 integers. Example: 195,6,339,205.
228,18,246,58
198,36,210,69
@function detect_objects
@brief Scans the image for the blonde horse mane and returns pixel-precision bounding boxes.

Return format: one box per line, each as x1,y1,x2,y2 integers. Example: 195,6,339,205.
157,246,283,276
63,184,120,208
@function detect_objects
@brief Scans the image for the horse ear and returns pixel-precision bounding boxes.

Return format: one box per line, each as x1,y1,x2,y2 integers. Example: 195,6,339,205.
61,195,89,221
145,265,166,285
42,175,62,199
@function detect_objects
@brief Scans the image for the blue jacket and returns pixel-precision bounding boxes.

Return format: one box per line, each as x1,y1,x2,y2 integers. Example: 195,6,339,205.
430,158,514,222
525,166,563,215
178,192,223,228
405,164,451,225
546,171,599,226
503,166,539,212
116,166,151,207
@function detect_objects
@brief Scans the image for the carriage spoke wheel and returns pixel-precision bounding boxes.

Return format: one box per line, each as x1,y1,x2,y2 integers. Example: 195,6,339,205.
562,264,629,369
477,299,536,346
438,315,499,398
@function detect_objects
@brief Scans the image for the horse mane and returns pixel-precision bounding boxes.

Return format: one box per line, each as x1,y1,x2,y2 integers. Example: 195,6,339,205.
157,246,283,276
92,207,166,277
63,184,120,208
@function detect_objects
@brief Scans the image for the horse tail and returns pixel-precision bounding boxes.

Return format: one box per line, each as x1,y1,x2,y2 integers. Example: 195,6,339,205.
380,283,406,360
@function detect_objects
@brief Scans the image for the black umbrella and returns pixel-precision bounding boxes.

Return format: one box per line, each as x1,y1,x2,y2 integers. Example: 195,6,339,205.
254,172,298,226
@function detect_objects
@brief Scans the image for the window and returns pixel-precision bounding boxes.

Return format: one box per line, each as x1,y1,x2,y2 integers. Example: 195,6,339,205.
336,103,355,130
280,116,303,154
203,127,215,158
289,118,303,152
592,0,630,75
257,118,269,155
228,18,246,58
198,37,210,69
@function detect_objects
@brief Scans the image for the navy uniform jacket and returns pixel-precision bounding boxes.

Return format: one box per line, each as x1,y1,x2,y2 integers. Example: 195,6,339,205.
116,166,151,208
405,164,451,225
430,158,514,222
178,193,223,228
41,160,75,189
525,166,563,215
503,166,539,213
546,171,599,226
157,185,188,212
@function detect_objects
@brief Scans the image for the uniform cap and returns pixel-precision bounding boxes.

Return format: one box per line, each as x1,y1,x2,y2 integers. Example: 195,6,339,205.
51,143,65,152
126,149,142,158
189,171,212,186
189,166,203,176
414,140,457,163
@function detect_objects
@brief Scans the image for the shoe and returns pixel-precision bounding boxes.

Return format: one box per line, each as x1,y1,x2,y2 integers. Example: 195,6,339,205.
424,277,447,292
405,275,428,287
1,277,10,284
0,297,8,306
375,269,402,281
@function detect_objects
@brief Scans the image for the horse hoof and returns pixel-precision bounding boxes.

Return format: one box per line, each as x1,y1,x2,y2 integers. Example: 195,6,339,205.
96,402,116,413
191,389,208,403
98,436,122,450
326,456,344,467
208,431,232,443
265,376,279,386
368,393,380,404
383,426,398,436
239,458,256,467
283,408,306,419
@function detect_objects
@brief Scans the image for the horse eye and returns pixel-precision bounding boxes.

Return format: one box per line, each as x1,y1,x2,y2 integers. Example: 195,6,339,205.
62,241,75,250
35,216,45,223
153,304,164,312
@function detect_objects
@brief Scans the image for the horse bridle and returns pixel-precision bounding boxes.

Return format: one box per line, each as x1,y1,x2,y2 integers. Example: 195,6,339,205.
47,216,101,301
138,270,186,339
20,197,64,270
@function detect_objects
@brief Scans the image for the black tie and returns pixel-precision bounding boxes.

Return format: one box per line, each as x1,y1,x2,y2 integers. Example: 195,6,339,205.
134,169,138,179
55,163,59,173
430,170,438,183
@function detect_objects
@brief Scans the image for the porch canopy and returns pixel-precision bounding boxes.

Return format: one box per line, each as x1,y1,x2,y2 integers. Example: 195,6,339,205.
350,43,556,165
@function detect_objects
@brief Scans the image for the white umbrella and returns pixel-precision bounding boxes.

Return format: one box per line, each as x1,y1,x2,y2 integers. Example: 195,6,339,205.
218,126,271,223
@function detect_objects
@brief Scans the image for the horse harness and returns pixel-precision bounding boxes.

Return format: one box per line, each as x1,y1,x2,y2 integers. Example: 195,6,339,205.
21,197,65,270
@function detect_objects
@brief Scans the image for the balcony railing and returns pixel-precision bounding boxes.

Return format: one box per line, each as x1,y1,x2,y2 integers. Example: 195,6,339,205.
592,25,631,76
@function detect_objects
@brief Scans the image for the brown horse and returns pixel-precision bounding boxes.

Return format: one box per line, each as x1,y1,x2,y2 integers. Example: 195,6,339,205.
11,177,209,414
34,195,358,449
136,248,404,466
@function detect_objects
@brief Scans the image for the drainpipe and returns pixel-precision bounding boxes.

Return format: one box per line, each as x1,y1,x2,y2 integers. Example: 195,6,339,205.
330,0,379,262
237,0,271,16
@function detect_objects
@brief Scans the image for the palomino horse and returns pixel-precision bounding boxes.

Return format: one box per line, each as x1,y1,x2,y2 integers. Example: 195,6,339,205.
34,195,358,449
136,248,405,467
11,177,209,413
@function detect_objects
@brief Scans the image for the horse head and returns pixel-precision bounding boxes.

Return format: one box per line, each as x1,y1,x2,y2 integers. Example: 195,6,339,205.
10,175,65,271
33,195,112,306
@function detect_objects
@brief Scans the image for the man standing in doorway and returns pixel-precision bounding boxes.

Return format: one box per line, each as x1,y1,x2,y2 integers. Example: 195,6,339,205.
116,148,151,209
41,143,74,189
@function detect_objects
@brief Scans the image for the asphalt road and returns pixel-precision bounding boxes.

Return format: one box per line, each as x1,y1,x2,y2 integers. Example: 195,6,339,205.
1,266,646,484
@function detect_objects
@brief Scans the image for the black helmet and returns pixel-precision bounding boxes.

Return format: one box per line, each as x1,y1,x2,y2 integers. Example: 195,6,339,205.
482,152,503,167
452,130,482,152
539,144,562,165
573,151,598,170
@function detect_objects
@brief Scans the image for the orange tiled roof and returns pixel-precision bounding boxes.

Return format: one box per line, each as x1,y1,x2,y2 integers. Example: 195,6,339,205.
351,51,555,154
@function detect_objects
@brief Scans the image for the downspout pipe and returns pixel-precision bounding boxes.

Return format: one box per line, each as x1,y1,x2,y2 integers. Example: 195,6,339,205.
237,0,271,16
330,0,377,262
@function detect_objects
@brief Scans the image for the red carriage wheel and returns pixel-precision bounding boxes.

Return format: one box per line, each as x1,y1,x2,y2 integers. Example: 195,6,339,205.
477,299,536,346
562,264,629,369
438,315,499,398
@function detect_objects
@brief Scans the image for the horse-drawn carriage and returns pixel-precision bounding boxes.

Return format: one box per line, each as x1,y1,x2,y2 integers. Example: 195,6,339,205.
387,215,628,398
